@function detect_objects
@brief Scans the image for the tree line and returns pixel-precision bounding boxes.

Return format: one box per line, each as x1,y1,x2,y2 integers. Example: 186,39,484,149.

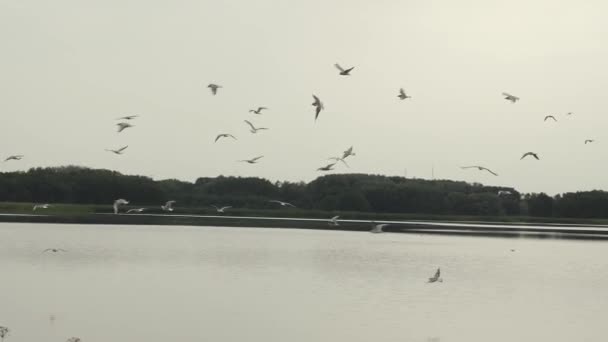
0,165,606,218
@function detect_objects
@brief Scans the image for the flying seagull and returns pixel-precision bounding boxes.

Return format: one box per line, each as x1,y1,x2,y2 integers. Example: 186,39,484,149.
208,84,222,95
212,205,232,213
239,155,264,164
33,204,50,211
317,163,336,171
215,134,237,142
502,92,519,103
398,88,411,100
43,248,67,253
585,139,595,144
312,95,324,121
116,115,138,120
4,155,23,162
269,200,296,208
328,215,340,226
126,208,146,214
520,152,540,160
161,200,176,212
544,115,557,122
370,222,388,234
244,120,269,133
113,199,129,214
427,268,443,283
334,63,355,76
341,146,356,159
460,165,498,176
567,112,573,116
249,107,268,115
116,122,134,133
497,190,513,196
105,146,128,155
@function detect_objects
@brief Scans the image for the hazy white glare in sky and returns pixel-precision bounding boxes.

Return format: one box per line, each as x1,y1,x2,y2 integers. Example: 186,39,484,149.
1,0,607,194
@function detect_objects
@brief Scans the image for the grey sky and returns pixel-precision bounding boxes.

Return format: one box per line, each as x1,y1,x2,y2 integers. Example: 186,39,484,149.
1,1,606,195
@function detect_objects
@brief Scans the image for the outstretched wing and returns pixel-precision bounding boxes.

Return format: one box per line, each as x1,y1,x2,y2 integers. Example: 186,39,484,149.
481,167,498,176
117,146,128,153
399,88,406,96
244,120,256,130
334,63,345,72
251,155,264,162
221,206,232,210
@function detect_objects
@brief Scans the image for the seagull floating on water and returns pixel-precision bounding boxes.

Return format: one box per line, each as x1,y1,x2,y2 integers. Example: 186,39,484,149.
520,152,540,160
208,84,222,95
312,95,324,121
244,120,269,134
43,248,67,253
502,92,519,103
460,165,498,176
249,107,268,115
113,199,129,214
334,63,355,76
585,139,595,144
544,115,557,122
116,115,138,120
370,222,388,233
215,134,237,142
116,122,134,133
161,200,176,212
33,204,50,211
105,146,128,155
4,155,24,162
427,268,443,283
269,200,296,208
126,208,146,214
212,205,232,213
398,88,411,100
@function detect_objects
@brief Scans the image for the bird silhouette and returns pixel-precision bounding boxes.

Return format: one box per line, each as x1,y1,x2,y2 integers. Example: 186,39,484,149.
460,165,498,176
334,63,355,76
520,152,540,160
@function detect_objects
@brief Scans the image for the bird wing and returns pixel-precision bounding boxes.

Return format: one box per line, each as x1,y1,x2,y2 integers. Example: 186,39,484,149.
502,92,513,97
251,156,264,162
244,120,256,130
315,105,322,120
312,95,320,106
520,153,530,160
399,88,405,96
117,146,128,152
166,200,176,206
222,206,232,210
334,63,345,72
42,248,52,253
258,107,267,111
481,167,498,176
343,66,355,73
211,205,219,210
331,216,340,220
460,166,478,169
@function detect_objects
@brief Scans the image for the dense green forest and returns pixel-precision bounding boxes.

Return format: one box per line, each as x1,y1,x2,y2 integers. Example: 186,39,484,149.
0,165,607,218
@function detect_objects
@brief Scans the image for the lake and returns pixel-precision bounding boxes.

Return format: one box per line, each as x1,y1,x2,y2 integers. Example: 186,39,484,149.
0,222,606,342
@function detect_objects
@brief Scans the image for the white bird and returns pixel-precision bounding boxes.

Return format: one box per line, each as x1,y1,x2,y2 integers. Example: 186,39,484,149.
161,200,176,212
249,107,268,114
239,155,264,164
116,115,138,120
212,205,232,213
126,208,146,214
497,190,513,196
208,83,222,95
105,145,128,155
334,63,355,76
328,215,340,226
427,268,443,283
585,139,595,144
269,200,296,208
33,204,50,211
42,248,67,253
113,199,129,214
4,155,23,162
116,122,134,133
502,92,519,103
398,88,411,100
244,120,269,133
460,165,498,176
312,95,324,121
370,222,388,233
520,152,540,160
215,134,237,142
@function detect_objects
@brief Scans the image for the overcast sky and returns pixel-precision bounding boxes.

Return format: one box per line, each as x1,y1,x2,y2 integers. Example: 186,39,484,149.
1,1,607,195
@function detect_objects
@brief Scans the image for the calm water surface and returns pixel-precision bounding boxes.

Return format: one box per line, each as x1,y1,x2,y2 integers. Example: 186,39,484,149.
0,223,606,342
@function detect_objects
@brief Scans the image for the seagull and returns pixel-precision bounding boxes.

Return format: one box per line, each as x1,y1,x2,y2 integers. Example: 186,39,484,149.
42,248,67,253
567,112,573,116
370,222,388,233
328,215,340,226
116,115,138,120
126,208,146,214
497,190,513,196
239,155,264,164
215,133,237,142
427,268,443,283
117,122,134,133
328,156,350,167
161,200,176,212
249,107,268,114
341,146,356,159
269,200,296,208
544,115,557,122
244,120,269,133
317,163,336,171
502,92,519,103
460,165,498,176
520,152,540,160
212,205,232,213
113,198,129,214
105,145,128,155
585,139,595,144
33,204,50,211
398,88,411,100
4,155,23,162
334,63,355,76
312,95,324,121
208,84,222,95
